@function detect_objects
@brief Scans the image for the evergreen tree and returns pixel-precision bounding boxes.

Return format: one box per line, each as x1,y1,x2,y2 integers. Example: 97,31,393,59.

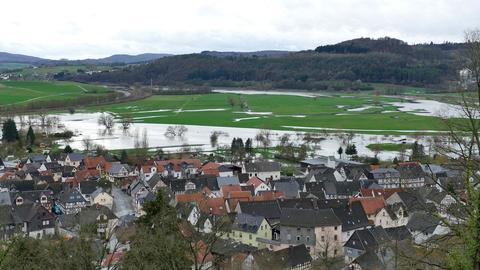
1,119,19,142
245,138,253,155
26,126,36,146
345,144,357,156
64,145,73,153
120,150,129,164
337,146,343,158
410,141,425,162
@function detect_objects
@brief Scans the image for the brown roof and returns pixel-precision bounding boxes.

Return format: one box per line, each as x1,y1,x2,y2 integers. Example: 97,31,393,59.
350,197,386,215
84,156,108,170
200,162,222,176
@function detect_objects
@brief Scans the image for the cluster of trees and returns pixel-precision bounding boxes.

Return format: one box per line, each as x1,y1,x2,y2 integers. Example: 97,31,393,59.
70,37,464,89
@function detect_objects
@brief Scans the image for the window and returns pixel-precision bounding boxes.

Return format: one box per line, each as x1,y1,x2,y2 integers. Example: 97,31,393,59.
306,236,310,242
334,235,338,241
42,220,50,226
334,249,338,256
249,234,252,240
321,236,325,242
334,226,338,230
296,235,300,241
297,227,301,231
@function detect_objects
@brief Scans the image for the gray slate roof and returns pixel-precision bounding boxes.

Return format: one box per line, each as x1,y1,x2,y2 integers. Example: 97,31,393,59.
217,176,240,188
244,161,281,173
233,213,265,233
280,208,341,228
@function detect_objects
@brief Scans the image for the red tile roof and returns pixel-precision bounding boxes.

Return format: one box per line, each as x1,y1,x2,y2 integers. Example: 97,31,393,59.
221,184,242,197
176,193,205,203
246,176,265,189
84,156,108,170
350,197,386,215
199,198,227,216
200,162,222,176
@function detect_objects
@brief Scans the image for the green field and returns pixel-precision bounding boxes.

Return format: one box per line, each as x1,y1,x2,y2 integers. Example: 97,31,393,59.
367,143,414,152
0,80,111,106
9,65,111,77
90,92,454,134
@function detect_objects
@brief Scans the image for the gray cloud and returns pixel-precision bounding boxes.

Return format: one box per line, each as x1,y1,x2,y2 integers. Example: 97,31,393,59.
0,0,478,59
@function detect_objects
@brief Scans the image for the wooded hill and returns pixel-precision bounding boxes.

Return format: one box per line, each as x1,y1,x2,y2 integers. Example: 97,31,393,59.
69,37,467,90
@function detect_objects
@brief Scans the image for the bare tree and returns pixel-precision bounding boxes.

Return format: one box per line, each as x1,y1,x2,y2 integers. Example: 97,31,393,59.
398,29,480,270
82,136,93,152
120,115,133,130
98,113,115,129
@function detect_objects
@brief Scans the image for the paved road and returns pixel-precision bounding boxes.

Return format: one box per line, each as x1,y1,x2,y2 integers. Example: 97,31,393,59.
112,187,135,217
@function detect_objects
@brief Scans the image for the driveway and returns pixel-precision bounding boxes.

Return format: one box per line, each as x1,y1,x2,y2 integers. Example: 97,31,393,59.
112,187,135,217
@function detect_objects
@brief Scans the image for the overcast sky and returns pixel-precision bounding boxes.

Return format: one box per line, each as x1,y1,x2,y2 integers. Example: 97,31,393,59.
1,0,478,59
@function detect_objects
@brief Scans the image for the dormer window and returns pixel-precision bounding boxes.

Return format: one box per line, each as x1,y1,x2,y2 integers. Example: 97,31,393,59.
41,196,47,203
16,197,23,205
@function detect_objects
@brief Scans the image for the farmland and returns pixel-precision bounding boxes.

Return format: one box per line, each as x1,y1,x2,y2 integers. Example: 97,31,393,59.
90,92,455,134
0,80,112,107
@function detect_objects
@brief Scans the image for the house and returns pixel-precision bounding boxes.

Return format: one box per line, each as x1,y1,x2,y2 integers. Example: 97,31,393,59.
396,162,426,188
278,208,343,258
155,159,202,179
350,197,385,221
236,200,282,224
107,163,131,182
10,190,53,210
246,176,270,195
140,165,157,181
59,205,118,239
229,213,272,248
12,204,56,239
79,181,99,203
91,188,114,210
58,187,88,214
406,212,449,244
273,179,300,199
27,154,50,164
146,174,166,193
332,201,371,244
217,176,240,189
346,248,395,270
244,161,281,181
200,162,222,176
368,168,401,188
343,226,390,263
64,153,85,167
386,191,427,212
373,203,408,229
301,156,337,169
243,244,313,270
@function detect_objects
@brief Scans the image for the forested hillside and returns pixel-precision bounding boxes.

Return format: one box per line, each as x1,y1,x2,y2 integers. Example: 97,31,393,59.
69,37,466,90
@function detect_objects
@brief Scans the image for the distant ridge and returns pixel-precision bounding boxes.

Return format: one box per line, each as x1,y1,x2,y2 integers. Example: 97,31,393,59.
80,53,173,64
0,52,172,65
200,50,292,57
0,52,49,64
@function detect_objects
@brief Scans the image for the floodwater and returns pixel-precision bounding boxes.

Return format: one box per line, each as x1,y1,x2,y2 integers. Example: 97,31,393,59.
31,112,440,160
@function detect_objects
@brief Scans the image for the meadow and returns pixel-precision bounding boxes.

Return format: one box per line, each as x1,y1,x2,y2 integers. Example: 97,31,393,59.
90,92,452,134
0,80,112,106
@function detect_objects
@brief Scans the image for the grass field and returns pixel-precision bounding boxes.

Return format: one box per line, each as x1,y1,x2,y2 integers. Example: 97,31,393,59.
90,92,454,134
10,65,111,77
367,143,413,152
0,80,111,106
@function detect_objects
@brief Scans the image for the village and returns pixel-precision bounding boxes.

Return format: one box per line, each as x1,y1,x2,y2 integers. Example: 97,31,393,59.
0,144,461,269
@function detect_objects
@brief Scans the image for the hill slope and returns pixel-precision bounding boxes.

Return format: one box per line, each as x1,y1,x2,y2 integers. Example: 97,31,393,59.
71,37,466,89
